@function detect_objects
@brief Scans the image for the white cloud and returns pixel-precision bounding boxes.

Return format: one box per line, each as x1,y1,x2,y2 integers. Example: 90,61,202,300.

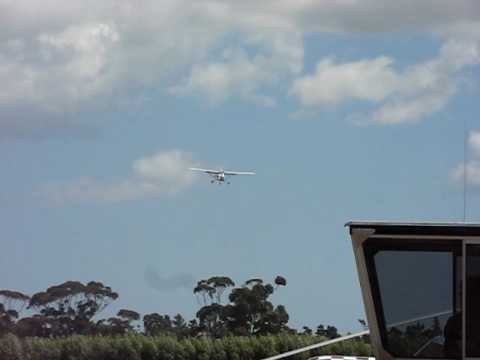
451,131,480,187
0,0,305,131
451,161,480,188
288,1,480,33
290,33,480,124
469,131,480,158
169,48,281,106
369,88,454,125
42,150,198,203
290,56,398,106
0,0,479,135
0,23,119,111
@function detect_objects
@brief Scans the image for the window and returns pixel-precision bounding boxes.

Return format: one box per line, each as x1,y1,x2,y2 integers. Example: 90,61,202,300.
466,244,480,357
364,239,461,358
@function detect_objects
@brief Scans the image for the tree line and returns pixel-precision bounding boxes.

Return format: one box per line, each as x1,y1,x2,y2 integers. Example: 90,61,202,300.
0,276,340,340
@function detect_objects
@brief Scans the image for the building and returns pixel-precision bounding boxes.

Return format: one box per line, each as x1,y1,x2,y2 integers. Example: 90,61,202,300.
347,221,480,360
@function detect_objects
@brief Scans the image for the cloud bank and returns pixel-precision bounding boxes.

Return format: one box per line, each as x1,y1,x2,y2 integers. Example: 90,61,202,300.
1,0,479,136
290,36,480,124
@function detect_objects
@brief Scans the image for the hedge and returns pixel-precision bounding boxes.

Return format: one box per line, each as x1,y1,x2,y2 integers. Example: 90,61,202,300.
0,333,373,360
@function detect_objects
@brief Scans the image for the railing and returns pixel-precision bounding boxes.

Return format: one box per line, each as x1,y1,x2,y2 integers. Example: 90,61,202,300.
260,330,369,360
261,310,453,360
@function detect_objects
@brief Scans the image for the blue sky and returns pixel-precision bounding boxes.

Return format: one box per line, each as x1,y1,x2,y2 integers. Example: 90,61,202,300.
1,1,480,333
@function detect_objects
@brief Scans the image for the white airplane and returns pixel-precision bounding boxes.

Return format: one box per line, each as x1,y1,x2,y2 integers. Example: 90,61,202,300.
189,167,255,184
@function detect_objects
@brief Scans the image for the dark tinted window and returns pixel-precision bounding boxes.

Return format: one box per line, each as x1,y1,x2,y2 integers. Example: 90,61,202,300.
466,245,480,357
365,240,461,358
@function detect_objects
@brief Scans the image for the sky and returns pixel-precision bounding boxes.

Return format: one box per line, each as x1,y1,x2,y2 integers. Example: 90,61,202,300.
1,0,480,333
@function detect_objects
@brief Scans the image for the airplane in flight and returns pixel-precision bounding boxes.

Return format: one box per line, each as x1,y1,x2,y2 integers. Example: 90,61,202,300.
189,167,255,184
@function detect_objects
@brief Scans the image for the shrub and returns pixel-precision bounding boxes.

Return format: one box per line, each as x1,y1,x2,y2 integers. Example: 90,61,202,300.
0,333,373,360
0,334,24,360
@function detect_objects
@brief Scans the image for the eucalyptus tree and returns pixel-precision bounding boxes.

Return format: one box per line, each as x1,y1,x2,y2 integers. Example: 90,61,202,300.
274,276,287,288
0,290,30,318
225,276,289,335
206,276,235,303
172,313,189,339
97,309,140,335
196,303,228,338
193,280,215,305
27,281,118,336
302,326,313,336
143,313,173,336
0,290,30,335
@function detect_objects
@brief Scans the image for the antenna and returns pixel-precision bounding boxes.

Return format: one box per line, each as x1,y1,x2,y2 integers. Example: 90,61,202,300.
463,118,466,222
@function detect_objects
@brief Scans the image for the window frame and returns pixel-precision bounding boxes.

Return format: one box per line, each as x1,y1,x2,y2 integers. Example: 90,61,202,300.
463,238,480,360
363,238,462,359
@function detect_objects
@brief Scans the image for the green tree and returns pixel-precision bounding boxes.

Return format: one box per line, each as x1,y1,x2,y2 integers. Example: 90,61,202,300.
27,280,118,336
96,309,140,335
0,290,30,335
197,303,228,338
274,276,287,288
144,313,173,336
224,276,289,336
358,319,368,331
172,313,189,339
302,326,313,336
326,325,340,339
206,277,235,304
316,324,341,339
194,280,215,306
0,304,16,336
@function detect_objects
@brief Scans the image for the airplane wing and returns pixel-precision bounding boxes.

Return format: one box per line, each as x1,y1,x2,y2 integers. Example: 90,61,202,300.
223,170,256,176
189,167,221,175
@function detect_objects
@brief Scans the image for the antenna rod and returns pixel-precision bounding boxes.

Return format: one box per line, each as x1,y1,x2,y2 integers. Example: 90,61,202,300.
464,117,467,222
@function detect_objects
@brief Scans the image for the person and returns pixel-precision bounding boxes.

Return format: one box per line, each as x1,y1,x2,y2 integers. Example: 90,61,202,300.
444,312,461,358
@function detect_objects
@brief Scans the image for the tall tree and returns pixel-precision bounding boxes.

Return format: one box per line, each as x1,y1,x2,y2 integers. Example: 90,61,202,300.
0,290,30,335
172,313,189,339
327,325,340,339
143,313,173,336
0,304,16,335
302,326,313,336
0,290,30,317
97,309,140,335
196,303,227,338
358,319,368,330
274,276,287,288
194,280,215,306
27,281,118,336
224,277,289,335
206,277,235,304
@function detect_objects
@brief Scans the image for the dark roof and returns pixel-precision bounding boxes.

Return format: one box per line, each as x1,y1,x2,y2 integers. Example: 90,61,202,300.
346,221,480,237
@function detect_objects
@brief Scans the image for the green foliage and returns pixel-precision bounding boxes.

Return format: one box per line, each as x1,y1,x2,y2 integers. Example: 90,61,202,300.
0,333,372,360
274,276,287,287
0,333,24,360
23,337,61,360
316,324,340,339
143,313,175,337
13,280,119,338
